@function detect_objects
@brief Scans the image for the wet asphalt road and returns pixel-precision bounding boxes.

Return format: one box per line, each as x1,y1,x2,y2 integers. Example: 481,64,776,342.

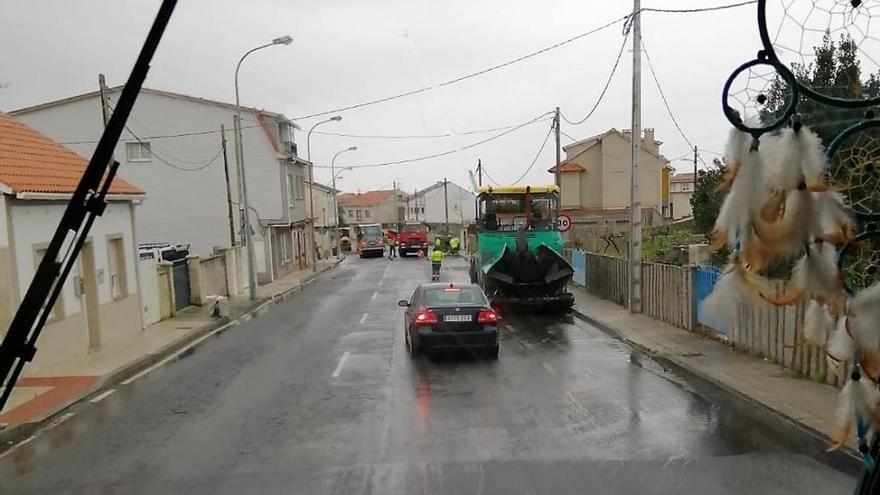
0,255,859,494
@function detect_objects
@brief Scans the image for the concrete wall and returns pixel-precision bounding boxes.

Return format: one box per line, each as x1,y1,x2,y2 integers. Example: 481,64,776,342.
563,142,603,209
560,173,580,209
2,199,142,362
599,132,665,209
0,197,15,332
138,257,161,327
671,192,693,219
416,182,475,225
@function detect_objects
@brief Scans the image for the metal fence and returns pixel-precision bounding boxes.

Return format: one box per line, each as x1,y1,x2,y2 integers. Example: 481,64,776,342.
694,266,726,335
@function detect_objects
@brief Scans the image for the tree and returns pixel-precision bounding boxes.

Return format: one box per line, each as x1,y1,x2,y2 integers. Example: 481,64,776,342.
691,159,728,237
762,32,872,145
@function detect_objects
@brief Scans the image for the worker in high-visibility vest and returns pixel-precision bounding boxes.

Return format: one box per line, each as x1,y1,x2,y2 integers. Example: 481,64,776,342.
430,247,444,280
434,236,442,251
449,236,460,256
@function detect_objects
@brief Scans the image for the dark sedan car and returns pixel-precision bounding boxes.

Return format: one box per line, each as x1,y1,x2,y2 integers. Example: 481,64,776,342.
398,282,500,358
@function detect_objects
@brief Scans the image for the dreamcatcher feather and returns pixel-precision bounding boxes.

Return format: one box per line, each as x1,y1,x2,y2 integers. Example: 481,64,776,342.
803,299,833,347
829,375,880,452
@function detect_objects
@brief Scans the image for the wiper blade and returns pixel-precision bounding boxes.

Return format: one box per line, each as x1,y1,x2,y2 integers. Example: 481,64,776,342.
0,0,178,410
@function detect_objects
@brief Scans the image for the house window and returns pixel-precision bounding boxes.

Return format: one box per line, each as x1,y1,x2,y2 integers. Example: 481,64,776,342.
356,209,363,221
365,209,371,219
107,236,128,300
280,231,291,263
421,207,425,214
287,174,296,206
125,142,152,162
348,209,354,218
297,176,305,200
34,248,63,321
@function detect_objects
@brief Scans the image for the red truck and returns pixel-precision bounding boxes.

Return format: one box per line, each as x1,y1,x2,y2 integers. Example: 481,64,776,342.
397,222,429,257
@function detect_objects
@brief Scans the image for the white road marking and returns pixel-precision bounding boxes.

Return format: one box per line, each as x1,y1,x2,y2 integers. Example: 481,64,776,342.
121,354,176,385
89,389,116,403
332,351,351,378
360,312,369,324
371,291,378,301
541,361,556,374
566,390,583,410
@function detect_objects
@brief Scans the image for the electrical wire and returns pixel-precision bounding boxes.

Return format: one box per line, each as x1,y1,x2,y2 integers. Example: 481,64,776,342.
315,111,554,170
293,2,756,122
560,29,629,126
561,131,579,143
292,16,631,121
512,123,554,184
640,38,707,167
636,0,756,15
125,125,223,171
311,121,541,140
480,165,502,186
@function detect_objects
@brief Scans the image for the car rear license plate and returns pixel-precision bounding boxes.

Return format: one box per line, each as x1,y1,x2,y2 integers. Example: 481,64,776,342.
444,314,471,322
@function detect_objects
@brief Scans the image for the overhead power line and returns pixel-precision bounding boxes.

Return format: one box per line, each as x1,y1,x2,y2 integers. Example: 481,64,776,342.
636,0,756,15
640,39,707,166
512,123,554,184
292,1,755,122
293,16,630,121
315,111,554,170
561,29,630,126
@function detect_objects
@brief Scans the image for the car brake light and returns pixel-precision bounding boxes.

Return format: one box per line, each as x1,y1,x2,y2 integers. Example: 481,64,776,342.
478,309,499,324
414,309,438,325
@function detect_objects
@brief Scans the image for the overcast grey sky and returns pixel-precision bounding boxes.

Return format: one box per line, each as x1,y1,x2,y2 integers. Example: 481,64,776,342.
0,0,765,192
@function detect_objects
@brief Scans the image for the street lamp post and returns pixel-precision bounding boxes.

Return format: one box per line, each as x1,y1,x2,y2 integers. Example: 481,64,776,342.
234,35,292,300
330,146,357,260
306,115,342,271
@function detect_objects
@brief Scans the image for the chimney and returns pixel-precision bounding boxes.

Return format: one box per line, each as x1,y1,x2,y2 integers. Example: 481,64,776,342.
643,128,658,153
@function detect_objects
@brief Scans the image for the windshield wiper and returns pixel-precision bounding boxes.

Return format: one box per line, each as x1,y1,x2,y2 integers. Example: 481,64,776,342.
0,0,178,410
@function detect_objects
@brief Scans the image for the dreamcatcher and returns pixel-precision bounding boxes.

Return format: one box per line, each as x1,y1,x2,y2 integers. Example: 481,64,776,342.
714,0,880,469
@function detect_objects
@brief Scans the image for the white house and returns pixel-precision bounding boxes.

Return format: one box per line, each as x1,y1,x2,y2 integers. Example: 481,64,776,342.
670,172,695,219
10,87,311,285
0,112,144,365
307,180,336,260
407,181,476,227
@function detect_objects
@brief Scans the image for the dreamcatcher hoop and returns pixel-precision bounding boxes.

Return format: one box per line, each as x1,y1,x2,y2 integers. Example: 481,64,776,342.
722,55,800,137
757,0,880,108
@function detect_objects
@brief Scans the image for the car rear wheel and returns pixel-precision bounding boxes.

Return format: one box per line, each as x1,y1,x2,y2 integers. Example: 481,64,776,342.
406,329,419,358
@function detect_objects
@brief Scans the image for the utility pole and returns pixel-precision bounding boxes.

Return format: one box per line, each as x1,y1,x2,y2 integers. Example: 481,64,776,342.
553,107,561,187
693,145,698,183
233,114,246,248
629,0,642,314
220,124,236,247
443,178,450,233
554,106,561,217
477,159,482,187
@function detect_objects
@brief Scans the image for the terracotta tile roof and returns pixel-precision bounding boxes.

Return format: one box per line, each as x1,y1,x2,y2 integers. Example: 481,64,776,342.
671,172,696,183
547,162,586,173
339,190,395,207
0,113,142,196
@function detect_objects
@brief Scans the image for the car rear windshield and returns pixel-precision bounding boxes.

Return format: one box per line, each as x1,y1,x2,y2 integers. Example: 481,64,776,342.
423,287,486,307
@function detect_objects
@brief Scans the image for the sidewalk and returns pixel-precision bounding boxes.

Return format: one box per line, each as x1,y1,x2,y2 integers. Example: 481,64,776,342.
570,286,855,453
0,258,342,431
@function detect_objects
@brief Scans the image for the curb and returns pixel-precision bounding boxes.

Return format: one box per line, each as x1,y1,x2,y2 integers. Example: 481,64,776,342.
569,305,862,470
0,259,343,452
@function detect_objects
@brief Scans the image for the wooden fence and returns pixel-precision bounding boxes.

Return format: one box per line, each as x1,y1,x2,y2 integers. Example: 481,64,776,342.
642,262,693,331
580,251,845,387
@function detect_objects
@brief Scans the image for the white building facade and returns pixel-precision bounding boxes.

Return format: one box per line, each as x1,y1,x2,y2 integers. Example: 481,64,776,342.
11,88,310,285
407,181,476,226
0,113,144,366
